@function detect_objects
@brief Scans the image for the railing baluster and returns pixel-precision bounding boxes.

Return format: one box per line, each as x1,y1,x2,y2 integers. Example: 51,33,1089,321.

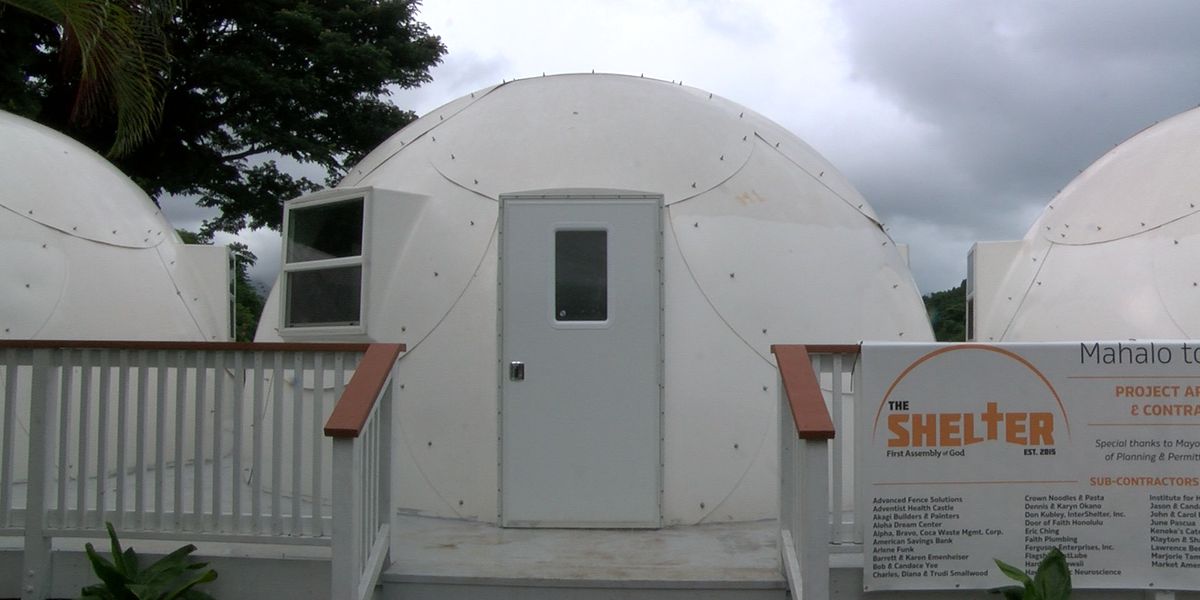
311,352,325,537
0,349,17,527
367,420,376,549
830,353,845,542
97,349,111,527
77,351,93,529
292,352,303,535
372,418,379,547
212,351,224,532
193,350,206,531
251,351,264,533
231,351,244,533
155,350,167,529
372,414,381,545
363,431,370,563
56,350,75,528
335,350,349,552
116,349,130,530
23,348,60,598
271,352,284,534
364,418,373,561
174,350,186,530
136,350,149,530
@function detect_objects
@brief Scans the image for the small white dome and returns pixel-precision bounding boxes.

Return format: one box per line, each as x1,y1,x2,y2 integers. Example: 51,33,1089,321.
0,110,229,340
975,105,1200,341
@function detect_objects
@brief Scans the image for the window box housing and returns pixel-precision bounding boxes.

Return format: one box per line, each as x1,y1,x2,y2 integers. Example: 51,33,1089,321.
280,187,372,336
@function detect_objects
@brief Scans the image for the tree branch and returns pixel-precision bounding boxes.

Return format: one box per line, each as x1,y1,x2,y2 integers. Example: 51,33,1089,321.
221,145,270,162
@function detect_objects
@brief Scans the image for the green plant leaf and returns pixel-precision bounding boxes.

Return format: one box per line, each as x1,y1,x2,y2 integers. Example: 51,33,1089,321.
160,567,217,600
994,558,1033,587
137,544,201,581
106,522,131,577
1033,547,1072,600
122,546,140,578
85,541,131,597
987,585,1026,600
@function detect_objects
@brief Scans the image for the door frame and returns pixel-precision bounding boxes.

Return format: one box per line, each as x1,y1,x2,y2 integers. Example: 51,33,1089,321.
496,189,665,527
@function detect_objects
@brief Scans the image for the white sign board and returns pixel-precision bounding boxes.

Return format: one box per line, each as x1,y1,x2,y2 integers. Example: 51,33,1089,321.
860,342,1200,592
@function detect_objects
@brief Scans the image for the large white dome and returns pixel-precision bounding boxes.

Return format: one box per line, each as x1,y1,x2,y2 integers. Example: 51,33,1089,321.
258,73,931,525
973,105,1200,341
0,110,228,341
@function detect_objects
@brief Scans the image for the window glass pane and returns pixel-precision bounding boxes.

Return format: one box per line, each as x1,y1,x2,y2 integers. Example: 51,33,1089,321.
286,266,362,326
287,198,364,262
555,230,607,321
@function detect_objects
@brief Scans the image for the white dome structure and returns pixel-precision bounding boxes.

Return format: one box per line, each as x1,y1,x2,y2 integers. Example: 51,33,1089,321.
0,111,229,341
970,105,1200,342
257,73,931,526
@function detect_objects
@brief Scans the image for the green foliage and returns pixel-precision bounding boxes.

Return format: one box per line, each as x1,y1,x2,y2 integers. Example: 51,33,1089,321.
82,522,217,599
991,547,1072,600
2,0,445,234
178,229,263,341
0,0,179,157
923,279,966,342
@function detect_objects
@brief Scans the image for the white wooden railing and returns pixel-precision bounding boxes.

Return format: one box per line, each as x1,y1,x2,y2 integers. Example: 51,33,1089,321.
325,343,402,600
774,344,860,600
0,340,402,600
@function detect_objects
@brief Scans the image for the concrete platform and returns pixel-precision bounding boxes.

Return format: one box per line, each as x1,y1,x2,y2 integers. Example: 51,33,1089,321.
382,515,787,599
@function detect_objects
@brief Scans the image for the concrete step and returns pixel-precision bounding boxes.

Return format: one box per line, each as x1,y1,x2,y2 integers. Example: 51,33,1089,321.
379,515,786,599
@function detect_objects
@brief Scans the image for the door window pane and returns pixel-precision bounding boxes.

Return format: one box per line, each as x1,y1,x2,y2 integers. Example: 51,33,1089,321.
555,230,607,321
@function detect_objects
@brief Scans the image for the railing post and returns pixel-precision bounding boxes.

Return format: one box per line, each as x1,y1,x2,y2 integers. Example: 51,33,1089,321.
22,349,59,600
331,437,364,599
798,439,830,599
853,357,865,544
778,369,803,594
773,344,848,600
376,367,393,563
778,369,794,536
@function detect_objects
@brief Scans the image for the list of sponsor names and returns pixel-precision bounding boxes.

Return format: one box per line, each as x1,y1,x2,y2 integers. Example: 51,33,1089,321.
1148,493,1200,569
861,342,1200,591
870,494,996,581
1022,492,1122,577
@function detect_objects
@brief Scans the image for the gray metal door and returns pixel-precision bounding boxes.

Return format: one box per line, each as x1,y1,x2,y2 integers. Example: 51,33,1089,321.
499,193,662,528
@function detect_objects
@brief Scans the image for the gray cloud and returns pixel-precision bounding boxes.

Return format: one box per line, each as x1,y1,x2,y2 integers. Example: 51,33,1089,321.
159,193,218,233
681,0,773,42
832,0,1200,251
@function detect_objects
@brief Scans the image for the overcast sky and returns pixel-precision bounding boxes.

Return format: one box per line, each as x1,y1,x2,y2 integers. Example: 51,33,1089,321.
167,0,1200,294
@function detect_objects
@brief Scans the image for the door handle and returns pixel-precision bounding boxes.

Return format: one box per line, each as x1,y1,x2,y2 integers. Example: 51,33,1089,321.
509,361,525,381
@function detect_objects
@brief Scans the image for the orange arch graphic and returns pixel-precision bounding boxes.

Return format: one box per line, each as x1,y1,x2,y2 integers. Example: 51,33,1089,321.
870,344,1071,442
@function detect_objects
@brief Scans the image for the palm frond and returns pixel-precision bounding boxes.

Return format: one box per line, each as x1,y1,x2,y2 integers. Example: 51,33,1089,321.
1,0,179,156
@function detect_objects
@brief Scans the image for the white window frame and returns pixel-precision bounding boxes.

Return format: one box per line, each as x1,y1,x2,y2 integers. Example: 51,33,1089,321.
279,187,372,336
